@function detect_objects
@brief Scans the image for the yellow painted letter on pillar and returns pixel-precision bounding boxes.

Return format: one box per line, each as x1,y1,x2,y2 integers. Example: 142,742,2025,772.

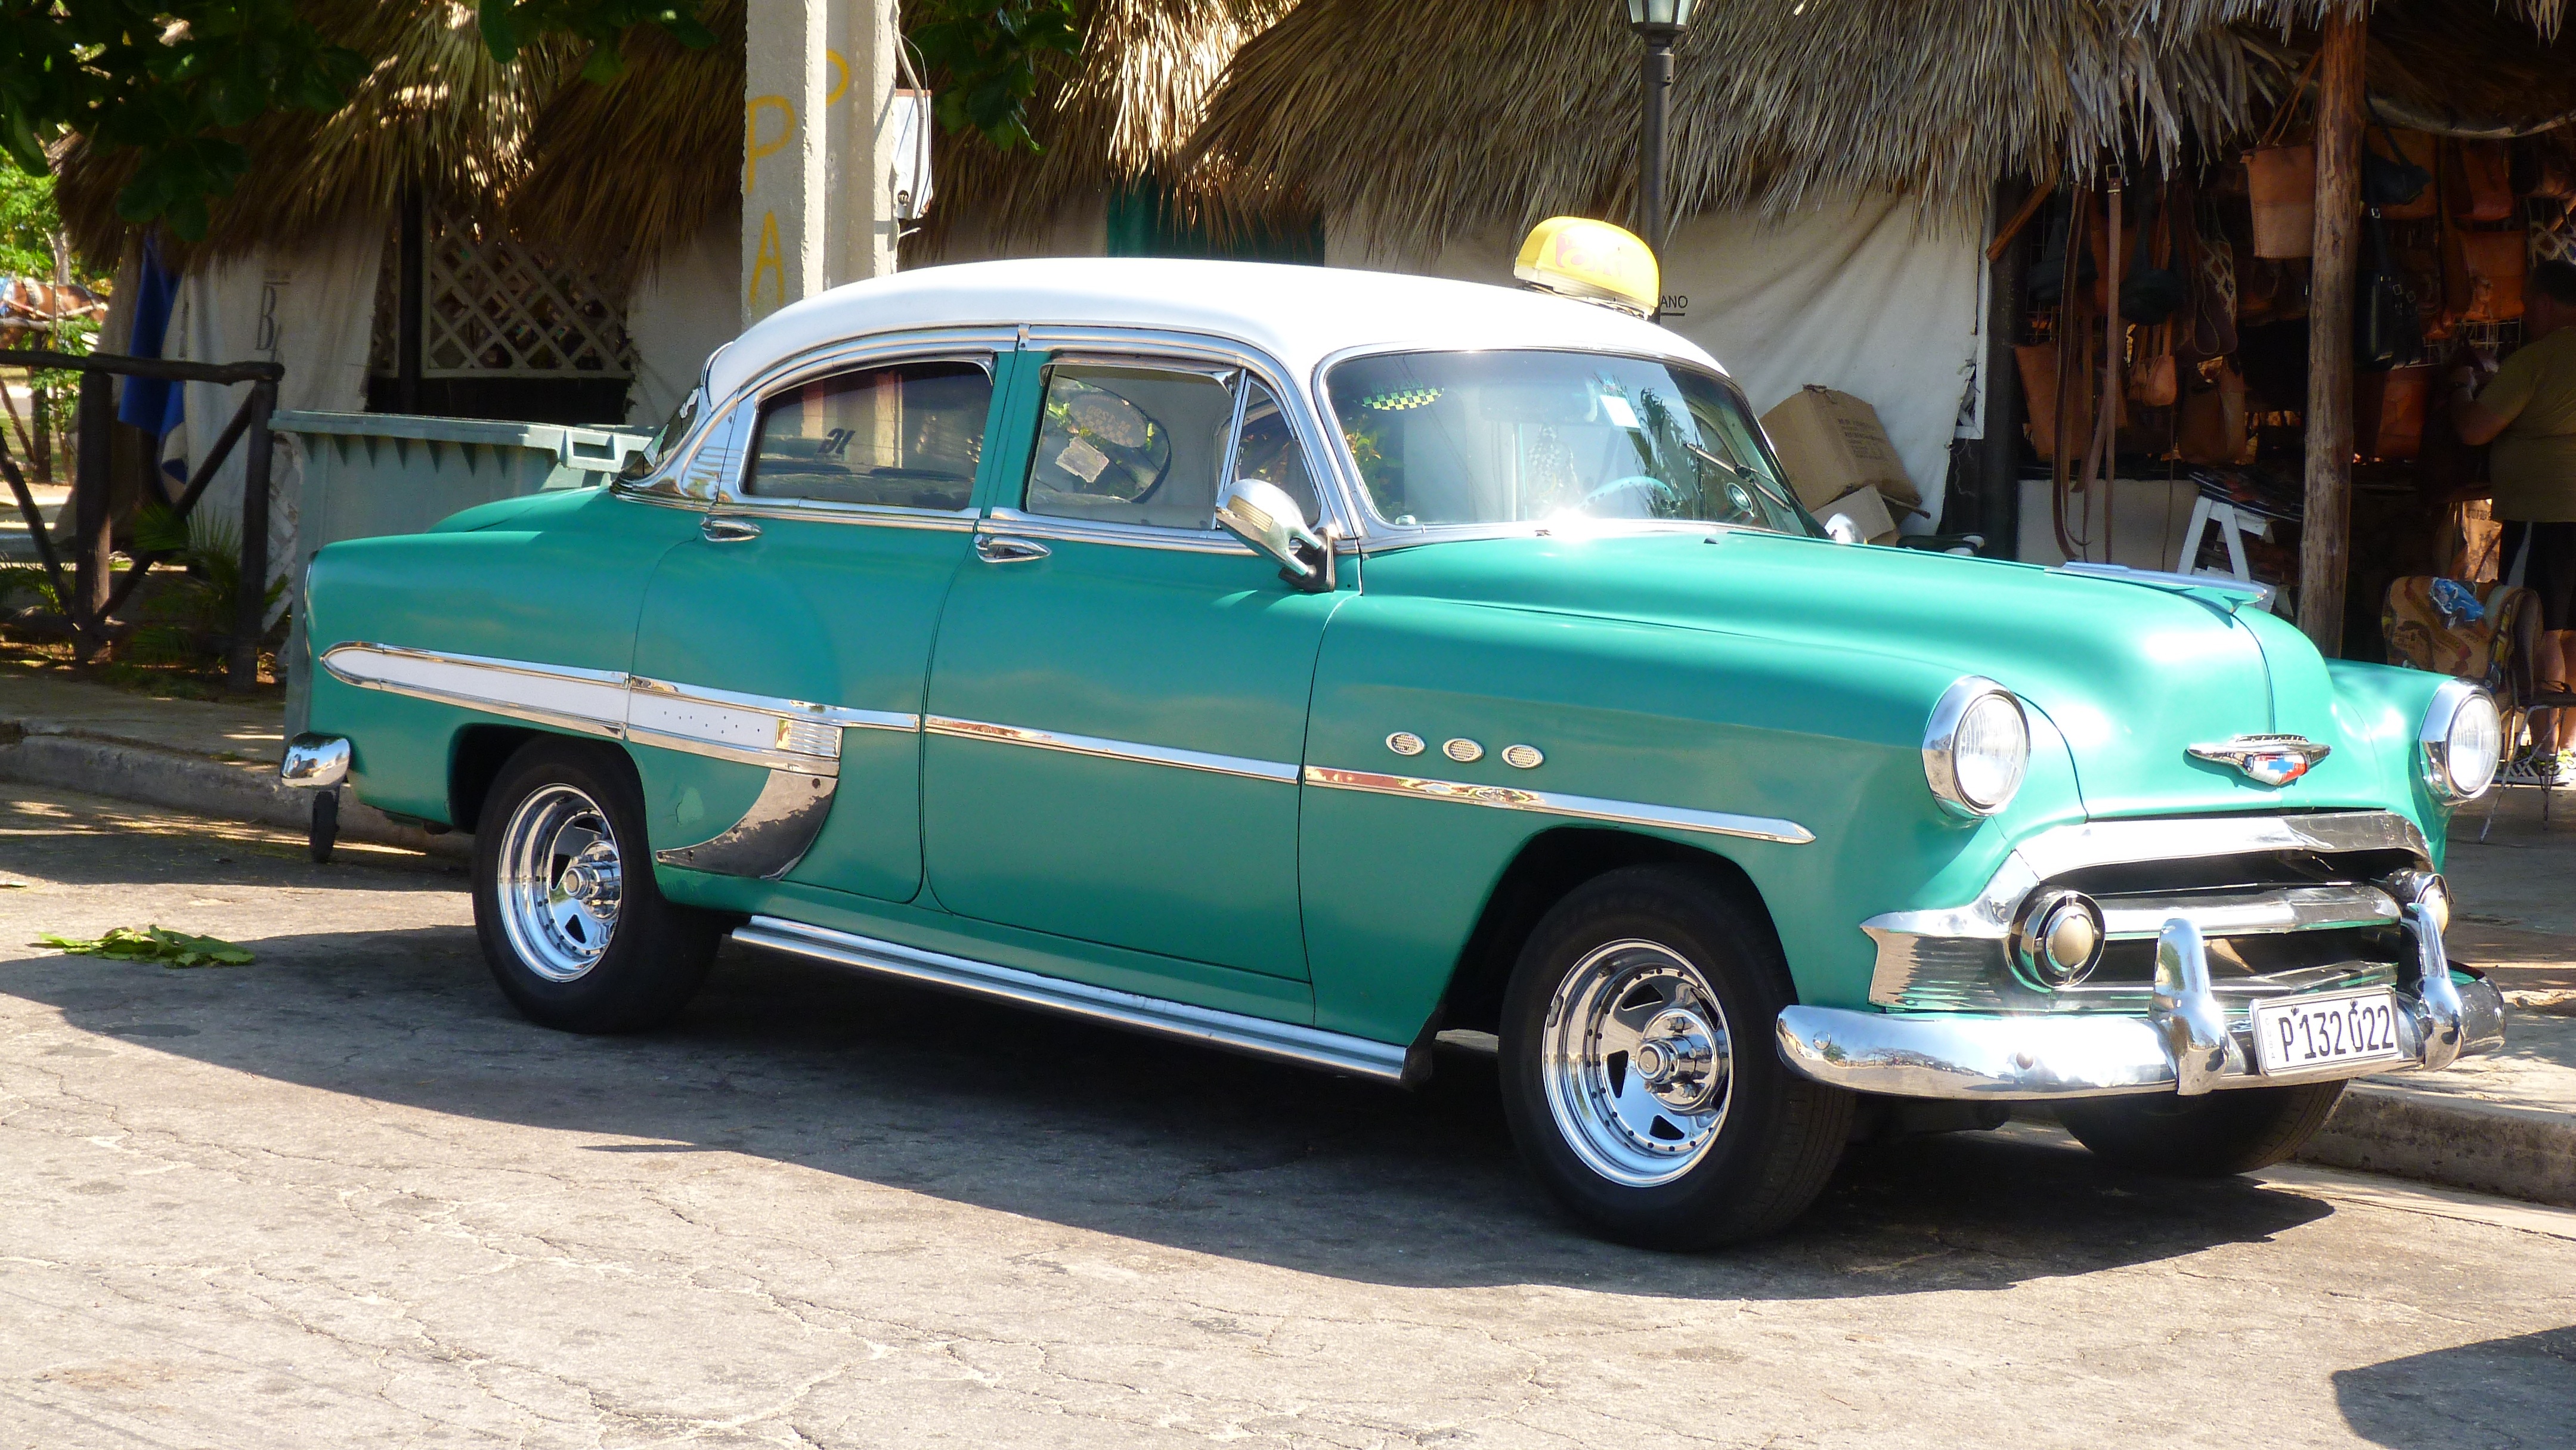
825,49,849,107
750,210,786,313
744,95,797,191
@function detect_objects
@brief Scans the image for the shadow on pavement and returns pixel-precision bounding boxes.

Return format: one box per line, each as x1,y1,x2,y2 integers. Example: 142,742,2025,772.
1,913,2340,1299
2332,1326,2576,1448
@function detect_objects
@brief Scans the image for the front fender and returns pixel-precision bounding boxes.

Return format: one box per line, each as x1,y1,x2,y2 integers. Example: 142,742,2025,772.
1296,594,2089,1039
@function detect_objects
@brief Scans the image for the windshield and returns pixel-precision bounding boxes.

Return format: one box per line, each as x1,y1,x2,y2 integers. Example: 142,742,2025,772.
1325,350,1812,535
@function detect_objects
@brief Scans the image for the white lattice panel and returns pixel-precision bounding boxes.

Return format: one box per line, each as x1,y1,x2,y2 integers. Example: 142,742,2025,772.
370,213,633,380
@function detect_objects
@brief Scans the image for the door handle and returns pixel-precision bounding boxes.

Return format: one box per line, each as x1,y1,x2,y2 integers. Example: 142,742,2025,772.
975,535,1050,564
701,515,761,543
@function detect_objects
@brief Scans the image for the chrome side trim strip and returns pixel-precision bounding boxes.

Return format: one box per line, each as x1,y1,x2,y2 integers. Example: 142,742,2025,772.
622,726,838,776
320,643,916,775
320,643,628,740
629,675,918,733
656,771,838,878
925,716,1299,783
732,915,1413,1083
1302,765,1815,845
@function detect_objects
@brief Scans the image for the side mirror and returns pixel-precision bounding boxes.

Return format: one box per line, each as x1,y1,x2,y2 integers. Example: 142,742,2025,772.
1215,479,1336,593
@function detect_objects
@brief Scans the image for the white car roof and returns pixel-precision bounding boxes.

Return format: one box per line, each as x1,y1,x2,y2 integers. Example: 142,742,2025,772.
705,257,1721,402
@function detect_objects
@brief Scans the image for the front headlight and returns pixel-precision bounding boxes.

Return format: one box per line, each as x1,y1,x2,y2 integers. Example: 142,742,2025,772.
2419,678,2502,803
1924,677,2030,817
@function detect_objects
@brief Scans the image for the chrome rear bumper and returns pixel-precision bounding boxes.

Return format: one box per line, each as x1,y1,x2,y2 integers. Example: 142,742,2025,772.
279,733,351,789
1776,907,2506,1101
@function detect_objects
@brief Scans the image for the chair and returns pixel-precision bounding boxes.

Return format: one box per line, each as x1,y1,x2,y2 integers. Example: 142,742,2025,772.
2382,577,2571,836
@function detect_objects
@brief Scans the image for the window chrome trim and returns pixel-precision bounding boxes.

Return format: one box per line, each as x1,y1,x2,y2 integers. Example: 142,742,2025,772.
733,914,1416,1083
1020,326,1362,543
1301,764,1815,845
925,715,1299,783
980,508,1259,556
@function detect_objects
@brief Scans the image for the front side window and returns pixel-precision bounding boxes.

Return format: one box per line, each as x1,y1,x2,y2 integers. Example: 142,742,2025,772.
1232,379,1321,525
1325,349,1811,535
620,386,702,482
1024,362,1239,530
745,358,991,510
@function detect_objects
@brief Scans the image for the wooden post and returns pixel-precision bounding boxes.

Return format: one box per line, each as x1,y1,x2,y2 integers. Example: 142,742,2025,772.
1980,178,2030,557
2299,17,2366,653
72,366,111,660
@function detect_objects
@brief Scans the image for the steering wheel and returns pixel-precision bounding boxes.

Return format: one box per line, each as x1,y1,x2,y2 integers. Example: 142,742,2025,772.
1581,474,1680,518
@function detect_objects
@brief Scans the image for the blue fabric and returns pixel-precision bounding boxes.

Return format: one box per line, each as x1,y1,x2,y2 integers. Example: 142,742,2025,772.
116,235,186,437
2431,577,2485,626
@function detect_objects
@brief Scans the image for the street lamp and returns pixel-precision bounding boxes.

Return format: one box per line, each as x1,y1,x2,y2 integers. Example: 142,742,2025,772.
1624,0,1698,285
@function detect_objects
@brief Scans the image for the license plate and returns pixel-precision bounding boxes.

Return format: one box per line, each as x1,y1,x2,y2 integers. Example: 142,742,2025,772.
2250,990,2407,1076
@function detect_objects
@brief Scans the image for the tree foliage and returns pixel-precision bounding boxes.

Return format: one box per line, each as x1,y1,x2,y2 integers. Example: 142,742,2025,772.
908,0,1081,155
0,1,1083,241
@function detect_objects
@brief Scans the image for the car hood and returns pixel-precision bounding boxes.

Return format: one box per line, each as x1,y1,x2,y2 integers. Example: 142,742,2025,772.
1361,529,2391,817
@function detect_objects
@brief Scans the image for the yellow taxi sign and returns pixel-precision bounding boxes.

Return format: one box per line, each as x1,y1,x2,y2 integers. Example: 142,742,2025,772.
1513,217,1659,316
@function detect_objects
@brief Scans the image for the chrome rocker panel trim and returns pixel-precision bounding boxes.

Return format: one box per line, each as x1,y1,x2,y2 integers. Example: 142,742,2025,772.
1780,908,2506,1101
927,716,1300,783
1303,766,1815,845
731,916,1417,1083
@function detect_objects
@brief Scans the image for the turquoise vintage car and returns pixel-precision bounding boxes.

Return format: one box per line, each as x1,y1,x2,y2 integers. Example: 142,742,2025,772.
283,256,2509,1248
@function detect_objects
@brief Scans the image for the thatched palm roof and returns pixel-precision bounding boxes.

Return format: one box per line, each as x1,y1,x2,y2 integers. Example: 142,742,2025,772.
503,0,1296,275
1188,0,2576,258
506,0,744,285
58,0,574,265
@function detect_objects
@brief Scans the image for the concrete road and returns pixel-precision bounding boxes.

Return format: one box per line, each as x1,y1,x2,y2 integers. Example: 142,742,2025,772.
2,784,2570,1449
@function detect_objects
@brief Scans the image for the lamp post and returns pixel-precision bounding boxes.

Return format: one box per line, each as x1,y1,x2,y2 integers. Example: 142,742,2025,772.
1624,0,1697,280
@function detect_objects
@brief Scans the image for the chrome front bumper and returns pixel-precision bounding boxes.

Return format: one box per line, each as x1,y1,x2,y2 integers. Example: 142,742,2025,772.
1776,907,2507,1101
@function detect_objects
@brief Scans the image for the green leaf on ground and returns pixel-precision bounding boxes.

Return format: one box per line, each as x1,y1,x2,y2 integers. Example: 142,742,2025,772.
37,926,254,967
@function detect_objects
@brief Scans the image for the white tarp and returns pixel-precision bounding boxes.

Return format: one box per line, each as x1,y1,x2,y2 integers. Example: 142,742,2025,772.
163,216,387,589
1333,193,1987,528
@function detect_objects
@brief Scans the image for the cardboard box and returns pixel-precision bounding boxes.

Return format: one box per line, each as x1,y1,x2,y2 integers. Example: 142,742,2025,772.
1815,485,1899,546
1759,386,1921,514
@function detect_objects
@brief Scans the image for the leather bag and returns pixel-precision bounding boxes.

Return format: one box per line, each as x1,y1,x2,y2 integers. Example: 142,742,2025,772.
2177,362,2249,465
2357,363,2436,460
2365,118,2436,220
2451,140,2515,223
2357,213,2424,372
2445,226,2527,322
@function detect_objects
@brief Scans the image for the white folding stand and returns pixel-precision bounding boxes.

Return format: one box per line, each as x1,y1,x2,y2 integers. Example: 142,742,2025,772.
2179,495,2271,593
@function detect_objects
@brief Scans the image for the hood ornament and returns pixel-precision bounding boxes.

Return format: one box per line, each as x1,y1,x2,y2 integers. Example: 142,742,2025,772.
2188,734,2331,786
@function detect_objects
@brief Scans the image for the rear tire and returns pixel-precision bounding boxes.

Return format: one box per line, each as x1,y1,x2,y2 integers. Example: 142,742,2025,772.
2057,1082,2347,1176
472,738,720,1033
1496,866,1853,1250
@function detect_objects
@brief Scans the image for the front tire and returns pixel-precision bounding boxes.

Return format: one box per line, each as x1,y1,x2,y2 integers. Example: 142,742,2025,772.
472,738,720,1033
1497,866,1853,1250
2057,1082,2347,1176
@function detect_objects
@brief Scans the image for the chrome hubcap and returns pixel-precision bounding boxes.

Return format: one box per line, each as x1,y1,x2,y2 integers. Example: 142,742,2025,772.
1541,940,1734,1187
497,784,621,983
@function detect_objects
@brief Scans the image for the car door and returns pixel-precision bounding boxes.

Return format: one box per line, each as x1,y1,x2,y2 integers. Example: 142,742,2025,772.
922,339,1348,982
630,331,1011,908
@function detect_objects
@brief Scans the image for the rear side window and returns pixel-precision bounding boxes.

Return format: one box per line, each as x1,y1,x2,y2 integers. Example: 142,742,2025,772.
746,359,992,510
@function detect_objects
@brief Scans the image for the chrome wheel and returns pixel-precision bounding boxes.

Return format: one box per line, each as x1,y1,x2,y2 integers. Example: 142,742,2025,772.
496,784,623,983
1541,939,1733,1187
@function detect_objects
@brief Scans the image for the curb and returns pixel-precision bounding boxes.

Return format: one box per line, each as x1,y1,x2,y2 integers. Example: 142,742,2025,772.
2300,1086,2576,1208
0,722,469,862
